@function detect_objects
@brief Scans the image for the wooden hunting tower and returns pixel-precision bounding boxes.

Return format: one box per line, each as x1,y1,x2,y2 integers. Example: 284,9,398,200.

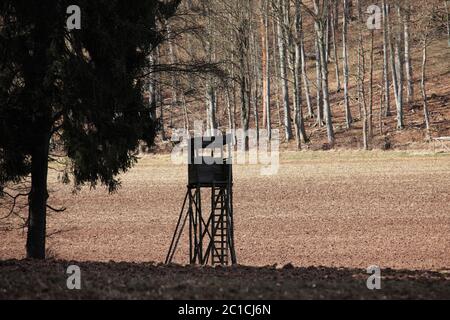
166,134,237,266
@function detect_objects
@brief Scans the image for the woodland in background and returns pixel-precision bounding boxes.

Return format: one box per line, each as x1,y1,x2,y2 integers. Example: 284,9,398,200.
152,0,450,150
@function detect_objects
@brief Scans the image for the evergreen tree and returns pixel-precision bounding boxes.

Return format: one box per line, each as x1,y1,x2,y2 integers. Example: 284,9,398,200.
0,0,180,259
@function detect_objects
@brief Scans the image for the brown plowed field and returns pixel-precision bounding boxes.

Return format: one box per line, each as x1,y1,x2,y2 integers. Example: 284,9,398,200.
1,151,449,299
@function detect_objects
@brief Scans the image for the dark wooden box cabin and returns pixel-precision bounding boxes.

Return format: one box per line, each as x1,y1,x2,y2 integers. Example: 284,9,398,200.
188,135,233,187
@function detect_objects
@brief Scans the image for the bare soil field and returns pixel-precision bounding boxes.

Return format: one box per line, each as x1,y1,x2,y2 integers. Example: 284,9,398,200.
1,151,450,299
2,151,450,269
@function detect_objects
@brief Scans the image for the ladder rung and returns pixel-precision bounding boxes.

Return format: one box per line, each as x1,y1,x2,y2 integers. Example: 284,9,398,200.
211,202,230,267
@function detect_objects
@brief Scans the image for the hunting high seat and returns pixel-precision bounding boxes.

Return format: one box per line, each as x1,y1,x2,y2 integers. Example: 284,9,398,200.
166,134,237,266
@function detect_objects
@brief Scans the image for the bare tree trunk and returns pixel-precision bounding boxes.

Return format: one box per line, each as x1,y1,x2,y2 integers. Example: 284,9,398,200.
167,24,180,131
181,95,190,132
240,73,250,144
230,52,238,134
394,29,404,129
237,14,251,148
272,18,283,129
153,47,166,140
293,0,308,147
300,46,313,119
325,12,330,63
206,11,217,135
277,0,293,140
315,27,323,126
379,85,384,135
314,0,335,146
356,42,362,119
286,0,298,146
158,81,165,139
261,10,267,130
382,0,391,117
387,4,404,129
356,0,368,149
206,81,217,135
403,4,414,107
299,7,314,118
331,0,341,92
292,60,303,149
359,44,368,150
342,0,353,128
446,0,450,47
226,87,235,133
421,38,431,134
148,53,158,125
261,0,271,139
251,30,261,145
369,30,374,138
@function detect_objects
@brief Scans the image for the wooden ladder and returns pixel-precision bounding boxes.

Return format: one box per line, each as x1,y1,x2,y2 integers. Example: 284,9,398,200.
211,187,229,265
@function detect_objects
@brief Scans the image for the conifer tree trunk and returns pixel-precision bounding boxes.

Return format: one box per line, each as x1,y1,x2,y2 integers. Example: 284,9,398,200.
26,134,50,259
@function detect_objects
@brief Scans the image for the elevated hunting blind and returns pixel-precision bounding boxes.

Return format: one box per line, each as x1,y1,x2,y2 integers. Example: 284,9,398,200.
166,134,237,266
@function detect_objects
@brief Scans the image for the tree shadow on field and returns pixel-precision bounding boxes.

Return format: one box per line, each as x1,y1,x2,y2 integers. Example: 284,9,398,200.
0,260,449,300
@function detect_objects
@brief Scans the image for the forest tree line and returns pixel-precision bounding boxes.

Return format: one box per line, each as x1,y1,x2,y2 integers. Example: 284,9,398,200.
153,0,450,149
